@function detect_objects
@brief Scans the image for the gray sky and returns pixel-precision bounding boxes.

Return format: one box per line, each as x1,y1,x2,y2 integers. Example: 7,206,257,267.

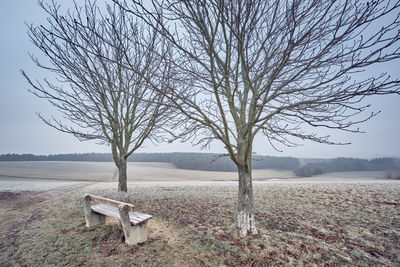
0,1,399,159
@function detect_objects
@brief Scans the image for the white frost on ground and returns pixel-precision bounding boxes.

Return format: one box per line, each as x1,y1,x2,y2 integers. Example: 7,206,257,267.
0,175,399,193
0,177,91,192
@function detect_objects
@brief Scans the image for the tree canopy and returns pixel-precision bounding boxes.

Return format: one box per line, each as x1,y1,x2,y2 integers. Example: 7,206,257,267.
22,0,171,198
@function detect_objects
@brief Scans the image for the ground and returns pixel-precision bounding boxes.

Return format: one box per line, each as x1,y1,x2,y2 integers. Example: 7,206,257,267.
0,174,399,266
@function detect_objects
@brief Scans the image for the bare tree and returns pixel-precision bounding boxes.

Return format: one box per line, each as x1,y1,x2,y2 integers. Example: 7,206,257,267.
21,0,170,200
116,0,400,236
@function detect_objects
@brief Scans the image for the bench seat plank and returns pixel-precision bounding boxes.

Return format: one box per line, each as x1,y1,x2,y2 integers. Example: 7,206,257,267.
91,204,152,225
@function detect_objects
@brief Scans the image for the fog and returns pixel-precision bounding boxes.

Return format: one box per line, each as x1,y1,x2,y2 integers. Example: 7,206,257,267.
0,1,399,159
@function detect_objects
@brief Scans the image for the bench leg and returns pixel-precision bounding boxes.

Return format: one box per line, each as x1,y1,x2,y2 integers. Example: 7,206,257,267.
119,204,148,245
125,221,148,245
83,194,105,227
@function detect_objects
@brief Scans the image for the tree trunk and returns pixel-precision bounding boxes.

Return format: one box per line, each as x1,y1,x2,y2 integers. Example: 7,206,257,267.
117,157,128,201
237,164,258,238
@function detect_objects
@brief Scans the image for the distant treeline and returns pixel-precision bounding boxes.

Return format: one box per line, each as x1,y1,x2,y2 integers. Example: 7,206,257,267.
0,153,114,162
294,157,400,177
145,153,300,171
0,152,299,171
3,153,398,175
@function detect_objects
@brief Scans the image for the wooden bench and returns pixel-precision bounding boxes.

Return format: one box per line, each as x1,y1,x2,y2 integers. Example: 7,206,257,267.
83,194,152,245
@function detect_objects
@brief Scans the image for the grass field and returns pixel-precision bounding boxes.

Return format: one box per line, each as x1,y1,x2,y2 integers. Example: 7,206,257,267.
0,162,398,266
0,161,296,181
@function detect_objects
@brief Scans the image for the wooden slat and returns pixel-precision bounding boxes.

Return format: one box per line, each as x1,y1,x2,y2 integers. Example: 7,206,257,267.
129,212,152,225
91,204,151,225
131,212,152,221
88,194,134,212
92,204,120,219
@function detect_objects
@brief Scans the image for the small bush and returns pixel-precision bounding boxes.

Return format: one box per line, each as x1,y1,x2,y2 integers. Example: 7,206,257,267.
294,165,323,177
384,169,400,179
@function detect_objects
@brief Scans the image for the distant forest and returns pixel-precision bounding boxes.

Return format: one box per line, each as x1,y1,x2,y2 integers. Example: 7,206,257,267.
2,153,399,176
0,152,299,171
294,157,400,177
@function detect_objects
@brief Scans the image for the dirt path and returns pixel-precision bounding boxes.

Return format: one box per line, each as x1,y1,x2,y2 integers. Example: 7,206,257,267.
0,183,90,253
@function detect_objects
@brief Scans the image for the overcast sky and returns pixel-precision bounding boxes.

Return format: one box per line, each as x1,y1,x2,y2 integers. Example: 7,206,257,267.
0,1,399,159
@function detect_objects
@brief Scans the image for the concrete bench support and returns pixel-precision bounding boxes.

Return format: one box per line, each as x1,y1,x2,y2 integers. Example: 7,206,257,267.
119,204,148,245
83,194,105,227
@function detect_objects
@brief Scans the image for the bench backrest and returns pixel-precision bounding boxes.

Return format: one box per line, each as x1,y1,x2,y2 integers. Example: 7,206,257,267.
86,194,134,212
